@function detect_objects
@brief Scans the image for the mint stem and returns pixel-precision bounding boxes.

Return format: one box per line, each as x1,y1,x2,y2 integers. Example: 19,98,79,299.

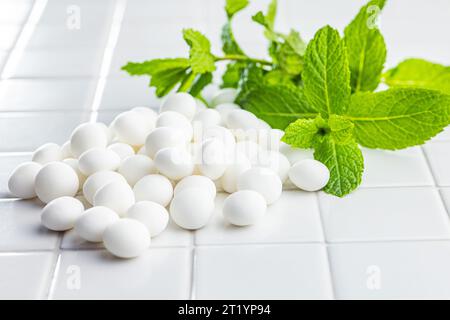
215,54,272,66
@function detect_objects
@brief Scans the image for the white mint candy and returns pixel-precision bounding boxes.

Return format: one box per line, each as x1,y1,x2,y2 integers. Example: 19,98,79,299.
215,103,240,122
133,174,173,207
61,141,73,159
70,123,108,158
174,175,216,199
262,129,285,150
118,155,157,186
288,159,330,191
62,158,86,190
211,88,238,106
258,151,291,183
112,111,154,146
145,127,185,158
32,143,63,164
222,190,267,226
35,162,79,203
196,125,236,151
75,206,119,242
78,148,121,176
280,144,314,165
97,122,115,143
197,139,227,180
93,181,135,217
103,219,151,259
170,188,214,230
127,201,169,237
131,106,157,128
226,109,261,130
221,153,251,193
154,147,194,180
107,142,135,162
235,140,264,165
156,111,193,142
192,109,222,128
83,171,127,205
237,167,282,205
41,196,84,231
160,92,197,120
8,162,42,199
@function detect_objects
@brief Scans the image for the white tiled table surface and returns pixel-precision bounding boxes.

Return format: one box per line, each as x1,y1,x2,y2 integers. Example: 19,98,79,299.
0,0,450,300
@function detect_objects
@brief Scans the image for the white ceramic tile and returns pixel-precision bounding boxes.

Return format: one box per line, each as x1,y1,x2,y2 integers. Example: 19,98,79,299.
0,0,33,25
433,127,450,142
0,111,87,151
99,76,159,110
26,0,114,49
61,219,193,249
0,25,22,50
424,142,450,186
0,51,8,71
195,244,333,299
196,191,324,245
0,153,31,198
116,21,206,50
122,0,206,23
441,188,450,214
382,0,450,67
0,79,97,111
10,49,104,78
37,0,115,25
0,199,59,251
0,252,53,299
329,241,450,299
95,110,121,125
51,248,191,299
26,24,111,50
361,147,433,188
320,187,450,242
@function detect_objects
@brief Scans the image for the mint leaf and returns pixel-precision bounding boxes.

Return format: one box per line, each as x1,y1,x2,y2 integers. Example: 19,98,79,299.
314,136,364,197
328,115,355,144
303,26,351,116
282,118,319,148
221,21,245,55
347,88,450,149
384,58,450,94
225,0,249,18
344,0,387,93
237,83,317,129
221,62,246,88
275,30,306,76
252,12,267,27
189,72,213,97
183,29,216,74
121,58,190,97
222,0,248,54
283,114,355,148
264,69,298,86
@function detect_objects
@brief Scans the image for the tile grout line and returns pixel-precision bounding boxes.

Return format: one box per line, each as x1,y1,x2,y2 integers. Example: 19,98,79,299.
88,0,127,123
1,0,48,80
420,146,450,217
43,232,63,300
313,192,337,300
189,232,197,300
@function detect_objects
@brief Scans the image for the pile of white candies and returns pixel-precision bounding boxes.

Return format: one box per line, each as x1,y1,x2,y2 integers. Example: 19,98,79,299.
7,89,330,259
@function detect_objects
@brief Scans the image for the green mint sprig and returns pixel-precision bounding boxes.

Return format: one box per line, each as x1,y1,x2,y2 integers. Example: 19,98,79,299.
121,0,450,197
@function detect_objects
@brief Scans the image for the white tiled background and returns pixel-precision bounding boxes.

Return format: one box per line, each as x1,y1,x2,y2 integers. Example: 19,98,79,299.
0,0,450,300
